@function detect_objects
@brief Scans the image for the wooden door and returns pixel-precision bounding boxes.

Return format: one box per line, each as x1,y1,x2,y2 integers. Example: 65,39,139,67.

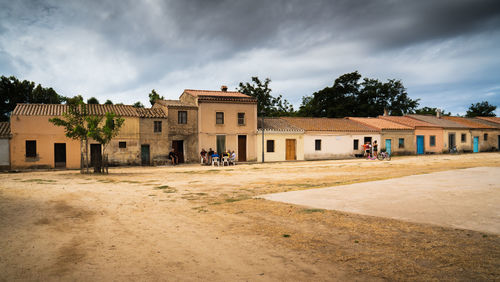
141,145,150,165
238,135,246,162
416,135,424,154
172,140,184,163
285,139,296,160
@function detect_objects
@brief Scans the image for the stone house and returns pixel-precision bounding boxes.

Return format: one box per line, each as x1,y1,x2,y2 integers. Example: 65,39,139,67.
0,122,11,169
282,117,380,160
257,118,304,162
348,117,414,155
442,116,499,152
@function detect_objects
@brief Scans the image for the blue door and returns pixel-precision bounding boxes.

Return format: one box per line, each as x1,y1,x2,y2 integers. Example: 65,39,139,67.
416,135,424,155
473,136,479,153
385,139,391,155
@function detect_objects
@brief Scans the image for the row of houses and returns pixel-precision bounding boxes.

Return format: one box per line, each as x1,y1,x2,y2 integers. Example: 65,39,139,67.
0,86,499,169
258,114,500,162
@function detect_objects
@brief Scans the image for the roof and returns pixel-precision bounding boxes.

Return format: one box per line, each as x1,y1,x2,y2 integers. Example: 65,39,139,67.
155,99,197,108
183,89,257,103
348,117,413,130
257,118,304,132
12,103,167,118
441,116,496,129
0,122,10,138
471,118,500,129
476,117,500,124
281,117,378,132
379,116,441,128
407,115,470,129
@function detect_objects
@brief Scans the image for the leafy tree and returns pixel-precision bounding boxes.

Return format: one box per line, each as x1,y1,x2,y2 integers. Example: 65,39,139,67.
148,89,164,106
0,75,66,121
104,99,113,105
415,107,451,116
297,71,419,117
133,101,144,108
237,77,294,117
87,97,99,104
466,101,497,117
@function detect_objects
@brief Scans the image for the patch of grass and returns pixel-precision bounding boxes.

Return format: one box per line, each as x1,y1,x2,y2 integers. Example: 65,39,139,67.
21,179,56,184
225,196,250,203
301,208,325,214
155,185,177,193
192,206,208,213
209,202,222,205
148,194,156,197
282,234,291,238
97,179,117,183
354,240,359,243
120,180,141,184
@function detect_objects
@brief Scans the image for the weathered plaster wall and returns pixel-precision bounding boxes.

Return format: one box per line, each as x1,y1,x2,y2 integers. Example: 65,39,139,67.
303,132,380,160
0,138,10,167
256,131,304,162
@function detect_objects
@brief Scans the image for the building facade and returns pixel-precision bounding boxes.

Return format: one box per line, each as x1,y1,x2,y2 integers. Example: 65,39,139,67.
257,118,304,162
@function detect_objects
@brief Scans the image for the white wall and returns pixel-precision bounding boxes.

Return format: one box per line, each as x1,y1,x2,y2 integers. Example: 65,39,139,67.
0,139,9,166
257,132,304,162
304,133,380,160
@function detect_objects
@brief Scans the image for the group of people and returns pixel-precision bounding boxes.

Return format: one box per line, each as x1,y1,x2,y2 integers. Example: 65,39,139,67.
200,148,236,165
362,140,378,159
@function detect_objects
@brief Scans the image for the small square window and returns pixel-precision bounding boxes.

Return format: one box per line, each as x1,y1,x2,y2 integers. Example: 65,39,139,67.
484,133,488,141
461,133,466,143
266,140,275,152
430,136,436,147
315,139,321,151
353,139,359,150
178,111,187,124
154,121,162,132
26,140,36,157
119,142,126,148
216,112,224,124
398,138,405,148
238,112,245,125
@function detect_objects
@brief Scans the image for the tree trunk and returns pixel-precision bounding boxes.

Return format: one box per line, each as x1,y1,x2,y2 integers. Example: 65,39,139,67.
85,138,89,174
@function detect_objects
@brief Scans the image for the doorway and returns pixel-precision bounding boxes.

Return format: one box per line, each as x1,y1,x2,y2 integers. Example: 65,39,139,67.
90,144,102,170
473,136,479,153
238,135,247,162
54,143,66,168
416,135,424,154
385,139,392,155
364,136,372,144
172,140,184,163
141,144,150,165
285,139,296,160
448,133,456,149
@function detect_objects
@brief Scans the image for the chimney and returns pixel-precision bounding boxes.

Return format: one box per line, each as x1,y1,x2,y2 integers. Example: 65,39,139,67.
436,109,442,119
221,85,228,92
383,108,388,116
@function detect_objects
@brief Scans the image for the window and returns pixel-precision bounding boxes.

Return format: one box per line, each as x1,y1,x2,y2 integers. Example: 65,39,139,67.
178,111,187,124
398,138,405,148
154,121,162,132
216,112,224,124
26,140,36,157
461,133,466,143
238,112,245,125
430,136,436,147
315,139,321,151
266,140,275,152
119,142,127,148
484,133,488,141
353,139,359,150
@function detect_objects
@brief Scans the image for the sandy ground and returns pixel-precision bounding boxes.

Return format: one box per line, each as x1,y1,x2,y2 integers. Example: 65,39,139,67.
1,153,500,281
261,167,500,234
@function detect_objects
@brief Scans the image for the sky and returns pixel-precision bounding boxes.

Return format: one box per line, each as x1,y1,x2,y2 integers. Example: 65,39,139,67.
1,0,500,115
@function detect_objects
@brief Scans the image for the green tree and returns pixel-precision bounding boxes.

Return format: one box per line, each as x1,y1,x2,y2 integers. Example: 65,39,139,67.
297,71,419,117
148,89,164,106
133,101,144,108
0,75,66,121
104,99,113,105
466,101,497,117
415,107,451,116
87,97,99,104
237,77,294,117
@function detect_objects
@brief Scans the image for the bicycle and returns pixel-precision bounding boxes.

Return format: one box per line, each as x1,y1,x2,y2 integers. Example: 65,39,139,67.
449,146,459,154
377,151,391,161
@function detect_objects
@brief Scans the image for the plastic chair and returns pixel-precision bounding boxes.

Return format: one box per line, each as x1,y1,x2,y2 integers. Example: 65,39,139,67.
222,156,229,166
211,156,219,167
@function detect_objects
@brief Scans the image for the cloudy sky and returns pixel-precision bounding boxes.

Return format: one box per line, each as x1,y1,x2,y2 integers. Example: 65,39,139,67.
1,0,500,114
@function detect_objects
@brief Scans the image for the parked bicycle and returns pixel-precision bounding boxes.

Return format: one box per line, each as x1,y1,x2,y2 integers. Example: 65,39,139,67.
377,151,391,161
449,146,459,154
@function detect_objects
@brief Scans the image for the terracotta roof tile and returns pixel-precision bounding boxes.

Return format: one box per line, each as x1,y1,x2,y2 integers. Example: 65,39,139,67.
282,117,378,132
348,117,413,130
472,118,500,129
184,89,251,98
258,118,304,132
380,116,441,128
442,116,496,129
407,115,470,128
12,104,167,118
0,122,10,138
476,117,500,124
155,100,197,108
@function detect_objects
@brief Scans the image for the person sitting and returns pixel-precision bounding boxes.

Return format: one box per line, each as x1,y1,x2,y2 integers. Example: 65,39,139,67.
229,150,236,165
168,148,179,165
207,148,214,164
200,148,207,164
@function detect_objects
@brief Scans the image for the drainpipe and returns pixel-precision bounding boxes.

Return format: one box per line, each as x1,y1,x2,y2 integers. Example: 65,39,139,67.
261,113,265,163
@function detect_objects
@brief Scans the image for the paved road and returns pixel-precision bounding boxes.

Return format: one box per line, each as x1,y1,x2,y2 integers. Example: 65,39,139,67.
260,167,500,234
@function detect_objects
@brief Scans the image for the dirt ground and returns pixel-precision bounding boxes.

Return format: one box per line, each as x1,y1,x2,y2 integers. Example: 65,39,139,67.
1,153,499,281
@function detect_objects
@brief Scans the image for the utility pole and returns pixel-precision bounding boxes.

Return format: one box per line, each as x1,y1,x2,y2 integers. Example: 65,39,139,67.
261,112,265,163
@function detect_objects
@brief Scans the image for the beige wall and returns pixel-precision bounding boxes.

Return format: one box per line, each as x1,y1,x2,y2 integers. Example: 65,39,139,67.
414,128,444,154
198,102,257,161
0,138,10,167
166,106,198,162
380,130,415,155
470,129,500,151
104,116,141,165
256,131,304,162
10,115,81,169
303,132,380,160
443,129,471,152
